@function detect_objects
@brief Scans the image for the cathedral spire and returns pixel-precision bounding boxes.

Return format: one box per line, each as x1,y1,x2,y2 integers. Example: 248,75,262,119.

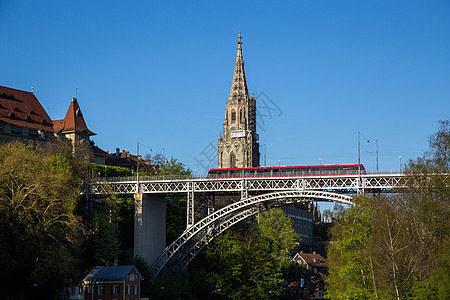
229,32,249,102
218,33,260,168
237,31,243,58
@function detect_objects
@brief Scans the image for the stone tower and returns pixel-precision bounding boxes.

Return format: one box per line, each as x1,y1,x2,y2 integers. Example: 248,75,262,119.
218,33,260,168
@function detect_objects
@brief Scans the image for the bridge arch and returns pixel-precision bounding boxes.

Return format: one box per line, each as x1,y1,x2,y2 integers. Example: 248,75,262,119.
150,190,353,279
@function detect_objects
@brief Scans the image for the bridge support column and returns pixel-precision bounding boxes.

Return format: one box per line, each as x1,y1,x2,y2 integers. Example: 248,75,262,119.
134,193,166,266
186,186,195,228
241,179,248,200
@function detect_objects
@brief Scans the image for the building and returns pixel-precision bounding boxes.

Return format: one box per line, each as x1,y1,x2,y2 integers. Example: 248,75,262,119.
283,251,328,299
106,148,139,171
283,202,321,247
53,96,96,146
83,265,143,300
292,251,328,273
213,36,320,244
0,85,106,163
0,86,55,142
217,32,260,168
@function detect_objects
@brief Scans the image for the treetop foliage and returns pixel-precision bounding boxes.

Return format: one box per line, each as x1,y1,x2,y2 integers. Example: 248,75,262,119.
326,120,450,300
0,141,84,298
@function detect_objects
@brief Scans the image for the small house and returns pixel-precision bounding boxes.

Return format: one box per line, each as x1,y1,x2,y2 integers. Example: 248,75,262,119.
83,265,143,300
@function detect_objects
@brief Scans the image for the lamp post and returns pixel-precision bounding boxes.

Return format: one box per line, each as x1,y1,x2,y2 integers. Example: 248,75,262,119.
358,131,361,177
376,139,379,172
162,148,165,179
264,144,267,166
319,157,322,176
399,155,402,173
209,289,221,300
137,142,140,193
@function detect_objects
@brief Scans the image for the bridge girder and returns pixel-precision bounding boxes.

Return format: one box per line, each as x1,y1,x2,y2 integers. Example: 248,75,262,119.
89,174,411,195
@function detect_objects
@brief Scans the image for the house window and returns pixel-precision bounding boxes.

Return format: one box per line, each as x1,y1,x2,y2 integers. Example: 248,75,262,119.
97,285,105,295
126,285,131,294
112,285,120,295
133,285,138,295
129,274,135,281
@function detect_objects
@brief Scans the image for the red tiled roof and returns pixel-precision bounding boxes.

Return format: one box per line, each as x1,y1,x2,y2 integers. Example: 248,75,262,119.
0,86,54,132
53,98,95,136
297,253,328,268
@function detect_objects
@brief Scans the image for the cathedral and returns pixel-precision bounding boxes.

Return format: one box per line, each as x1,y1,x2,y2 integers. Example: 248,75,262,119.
217,33,260,168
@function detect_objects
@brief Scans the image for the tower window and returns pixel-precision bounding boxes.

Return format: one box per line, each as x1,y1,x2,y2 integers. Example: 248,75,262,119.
230,152,236,168
231,111,236,123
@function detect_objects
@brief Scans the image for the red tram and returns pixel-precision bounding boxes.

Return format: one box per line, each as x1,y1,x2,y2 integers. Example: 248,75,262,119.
207,164,366,178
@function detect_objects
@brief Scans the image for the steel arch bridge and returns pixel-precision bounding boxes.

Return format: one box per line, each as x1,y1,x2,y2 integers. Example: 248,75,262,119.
149,190,353,279
89,173,412,279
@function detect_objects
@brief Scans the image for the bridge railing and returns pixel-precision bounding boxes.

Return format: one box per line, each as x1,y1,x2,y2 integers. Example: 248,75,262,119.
366,169,402,175
99,169,403,183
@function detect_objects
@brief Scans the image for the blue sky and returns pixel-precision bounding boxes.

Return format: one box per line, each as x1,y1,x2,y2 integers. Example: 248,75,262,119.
1,0,449,176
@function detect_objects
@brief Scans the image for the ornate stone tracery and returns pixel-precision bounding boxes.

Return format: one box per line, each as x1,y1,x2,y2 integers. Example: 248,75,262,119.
217,32,260,168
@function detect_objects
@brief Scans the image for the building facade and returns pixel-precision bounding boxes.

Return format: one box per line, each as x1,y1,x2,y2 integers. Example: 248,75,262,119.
0,86,55,142
218,33,260,168
0,85,107,163
83,265,143,300
282,202,320,247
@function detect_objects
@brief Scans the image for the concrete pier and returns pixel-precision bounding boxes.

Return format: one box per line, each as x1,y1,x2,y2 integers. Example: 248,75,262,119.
134,193,166,266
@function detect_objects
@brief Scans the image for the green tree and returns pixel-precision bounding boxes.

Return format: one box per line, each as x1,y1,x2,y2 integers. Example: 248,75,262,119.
326,120,450,300
195,208,298,299
161,156,192,176
403,120,449,299
90,163,133,178
82,185,122,267
0,142,83,298
325,197,376,300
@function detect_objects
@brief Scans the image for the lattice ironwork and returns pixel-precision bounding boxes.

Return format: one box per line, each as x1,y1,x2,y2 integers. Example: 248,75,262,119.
186,183,195,227
89,174,410,195
149,190,353,279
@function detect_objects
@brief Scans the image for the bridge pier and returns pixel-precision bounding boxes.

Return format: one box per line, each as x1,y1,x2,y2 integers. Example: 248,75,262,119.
134,193,166,266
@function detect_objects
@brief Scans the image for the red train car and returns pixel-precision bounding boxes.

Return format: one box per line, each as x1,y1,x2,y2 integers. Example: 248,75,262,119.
207,164,366,178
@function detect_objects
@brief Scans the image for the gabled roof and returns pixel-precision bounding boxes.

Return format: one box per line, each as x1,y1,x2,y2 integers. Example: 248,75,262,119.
83,265,143,282
0,86,54,132
53,98,95,136
294,252,328,268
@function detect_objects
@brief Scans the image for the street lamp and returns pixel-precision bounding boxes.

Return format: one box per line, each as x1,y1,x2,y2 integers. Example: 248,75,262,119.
137,142,140,193
399,155,402,173
209,289,221,300
264,144,267,166
319,157,322,176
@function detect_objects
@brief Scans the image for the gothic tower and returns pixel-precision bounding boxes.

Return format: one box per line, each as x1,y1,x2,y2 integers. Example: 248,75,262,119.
218,33,260,168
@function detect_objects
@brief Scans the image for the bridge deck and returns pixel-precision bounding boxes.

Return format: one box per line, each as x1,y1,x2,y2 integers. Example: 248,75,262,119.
90,174,410,195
